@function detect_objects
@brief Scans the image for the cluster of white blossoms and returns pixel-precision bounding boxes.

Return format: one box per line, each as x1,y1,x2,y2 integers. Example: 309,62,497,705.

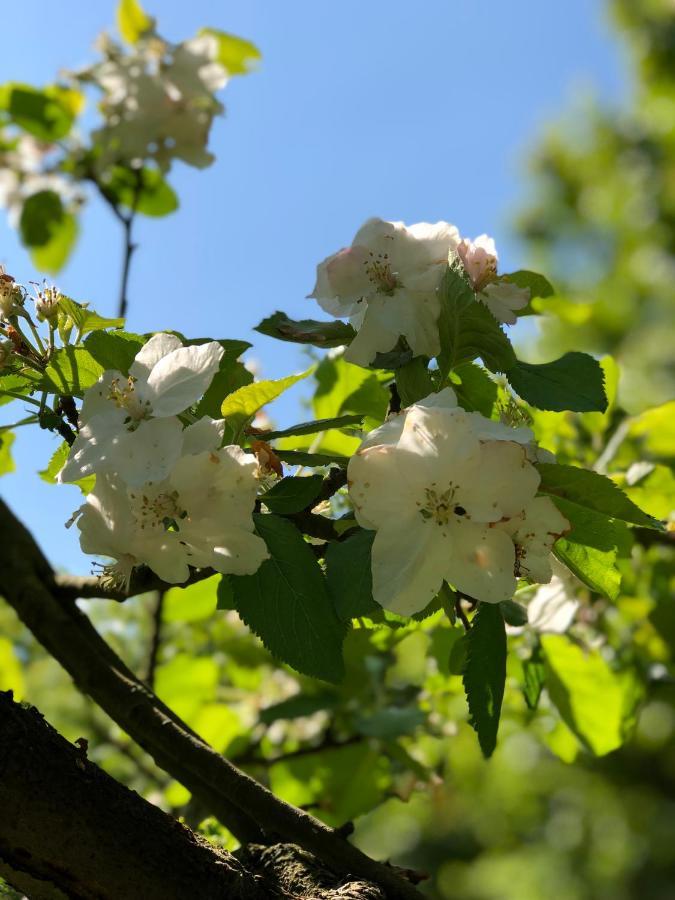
347,388,570,615
80,32,228,172
62,333,268,587
309,218,530,367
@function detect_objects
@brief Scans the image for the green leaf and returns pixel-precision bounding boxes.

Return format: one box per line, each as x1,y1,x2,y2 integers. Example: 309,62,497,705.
1,83,82,140
521,647,546,710
537,463,662,530
395,357,434,406
259,692,338,725
117,0,153,44
19,190,79,274
502,270,555,316
499,599,528,626
84,330,146,374
100,166,178,217
356,707,425,738
325,529,378,621
198,28,261,75
38,441,94,493
0,431,15,477
274,449,350,468
436,267,516,377
463,603,506,758
58,296,124,339
255,311,356,349
221,370,312,436
551,497,632,600
30,213,78,274
507,352,607,413
0,373,39,406
163,575,221,624
194,343,252,420
263,414,364,441
451,362,498,417
542,634,642,756
229,514,346,682
261,475,325,515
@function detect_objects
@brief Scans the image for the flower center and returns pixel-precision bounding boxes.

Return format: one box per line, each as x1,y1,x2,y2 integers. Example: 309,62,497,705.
364,251,399,295
108,376,152,425
420,486,467,526
131,489,188,532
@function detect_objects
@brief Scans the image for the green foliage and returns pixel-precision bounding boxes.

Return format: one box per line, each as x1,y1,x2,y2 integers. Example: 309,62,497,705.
0,83,82,140
263,414,364,440
220,369,311,437
38,331,145,396
542,635,642,756
57,296,124,340
436,267,516,377
261,475,325,514
0,432,15,477
395,356,434,406
537,462,662,529
499,599,528,627
325,529,378,621
451,362,498,416
229,514,346,682
19,191,79,274
117,0,153,44
463,603,507,758
521,647,546,710
198,28,261,75
255,311,357,349
503,269,555,315
100,166,179,217
507,352,607,413
163,577,220,624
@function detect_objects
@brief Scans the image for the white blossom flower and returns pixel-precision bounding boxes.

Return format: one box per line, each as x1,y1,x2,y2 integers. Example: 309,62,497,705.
527,559,579,633
85,34,227,172
497,496,570,583
59,333,223,486
75,445,268,586
455,233,529,324
310,218,460,367
348,388,547,614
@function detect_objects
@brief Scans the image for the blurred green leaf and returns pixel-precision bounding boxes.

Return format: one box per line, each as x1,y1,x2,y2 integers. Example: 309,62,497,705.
19,191,78,274
30,212,78,274
199,28,261,75
230,514,346,682
499,599,528,626
521,647,546,710
507,352,607,413
163,576,221,624
543,635,642,756
503,269,555,316
463,603,506,757
117,0,152,44
100,166,178,217
0,432,15,477
1,83,82,140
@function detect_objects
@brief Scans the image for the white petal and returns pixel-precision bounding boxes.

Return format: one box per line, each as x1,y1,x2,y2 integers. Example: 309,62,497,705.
186,529,269,576
343,295,403,366
480,282,529,325
181,416,226,454
465,412,533,445
416,387,459,411
129,333,183,381
456,441,539,523
112,417,184,486
446,521,517,604
371,518,450,616
58,408,127,482
145,341,224,416
143,540,191,584
79,370,124,424
528,574,579,633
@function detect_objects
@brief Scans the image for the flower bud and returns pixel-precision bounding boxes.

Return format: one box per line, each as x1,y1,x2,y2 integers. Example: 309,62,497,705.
0,270,23,320
456,234,498,291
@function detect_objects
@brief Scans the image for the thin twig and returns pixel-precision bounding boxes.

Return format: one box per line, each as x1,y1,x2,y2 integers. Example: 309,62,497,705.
145,591,165,690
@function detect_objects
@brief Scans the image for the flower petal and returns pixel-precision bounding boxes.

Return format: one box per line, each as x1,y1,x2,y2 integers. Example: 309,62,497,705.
130,332,183,381
111,417,184,486
145,341,224,416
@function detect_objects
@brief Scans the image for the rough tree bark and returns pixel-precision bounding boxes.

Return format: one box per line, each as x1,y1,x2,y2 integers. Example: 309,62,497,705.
0,692,388,899
0,498,423,899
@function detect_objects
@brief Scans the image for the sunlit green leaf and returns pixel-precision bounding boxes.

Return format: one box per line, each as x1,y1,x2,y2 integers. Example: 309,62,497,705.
0,431,15,477
163,575,221,624
57,296,124,339
117,0,153,44
100,165,178,217
502,269,555,316
521,646,546,710
451,362,498,417
199,28,261,75
39,441,94,493
221,369,311,436
542,634,642,756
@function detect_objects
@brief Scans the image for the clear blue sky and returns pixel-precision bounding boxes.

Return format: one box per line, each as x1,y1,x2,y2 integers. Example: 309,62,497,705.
1,0,627,571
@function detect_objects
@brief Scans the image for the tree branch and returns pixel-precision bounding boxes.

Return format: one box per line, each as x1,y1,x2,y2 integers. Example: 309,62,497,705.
0,498,422,899
0,692,259,900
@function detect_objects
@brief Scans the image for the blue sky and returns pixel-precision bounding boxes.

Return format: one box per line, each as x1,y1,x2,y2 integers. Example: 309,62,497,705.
1,0,627,571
